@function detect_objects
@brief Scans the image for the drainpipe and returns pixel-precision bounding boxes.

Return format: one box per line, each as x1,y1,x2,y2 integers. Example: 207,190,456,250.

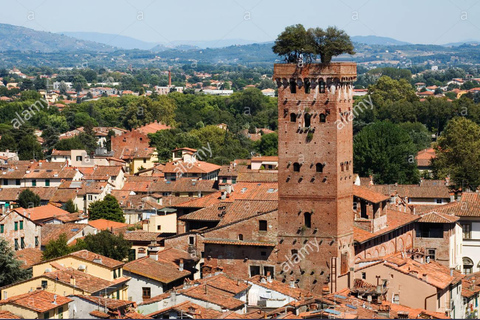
424,292,436,310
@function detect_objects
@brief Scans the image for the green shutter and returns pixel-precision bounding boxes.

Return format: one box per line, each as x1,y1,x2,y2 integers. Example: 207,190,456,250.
20,220,23,230
0,224,4,233
14,222,18,231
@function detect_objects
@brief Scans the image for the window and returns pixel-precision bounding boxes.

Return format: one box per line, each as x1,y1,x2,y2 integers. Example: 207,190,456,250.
304,79,311,94
238,234,243,241
319,113,326,123
289,79,296,94
264,266,274,276
291,249,298,256
461,223,472,239
45,179,50,187
361,272,366,279
20,237,25,249
436,199,442,204
418,223,443,238
304,212,311,228
41,280,48,289
0,224,4,233
304,113,311,127
14,239,18,251
222,177,227,183
250,265,261,277
340,252,349,274
293,162,300,172
464,257,474,275
393,294,400,304
19,220,23,230
58,306,63,319
189,236,195,245
143,159,147,163
259,220,267,231
76,156,82,161
142,287,151,300
88,195,93,201
113,269,118,279
14,222,18,231
16,179,20,186
32,179,36,187
319,80,326,93
232,177,237,184
43,311,49,319
35,236,39,247
340,163,344,171
290,113,297,122
427,249,436,261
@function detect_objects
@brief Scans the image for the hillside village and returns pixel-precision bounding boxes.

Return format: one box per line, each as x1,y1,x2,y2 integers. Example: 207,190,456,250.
0,60,479,320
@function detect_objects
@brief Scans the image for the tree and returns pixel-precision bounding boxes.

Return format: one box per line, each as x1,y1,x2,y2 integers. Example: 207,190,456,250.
17,189,41,208
272,24,310,63
353,122,420,184
42,233,71,260
76,231,131,261
0,238,31,287
398,122,431,152
0,133,17,151
64,199,77,213
254,132,278,156
307,26,355,63
89,195,125,222
55,137,86,151
78,121,98,153
434,117,480,191
272,24,355,63
41,126,60,153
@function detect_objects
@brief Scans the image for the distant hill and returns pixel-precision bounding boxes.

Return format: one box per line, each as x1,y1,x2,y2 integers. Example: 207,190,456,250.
0,23,116,52
443,40,480,47
352,35,410,46
60,32,159,50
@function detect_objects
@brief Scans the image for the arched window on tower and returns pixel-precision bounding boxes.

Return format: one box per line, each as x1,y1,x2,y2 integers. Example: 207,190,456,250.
293,162,301,172
346,161,350,171
304,113,311,127
304,79,311,94
316,163,324,173
304,212,311,228
319,80,326,93
290,113,297,122
341,163,344,172
289,79,297,94
319,113,326,123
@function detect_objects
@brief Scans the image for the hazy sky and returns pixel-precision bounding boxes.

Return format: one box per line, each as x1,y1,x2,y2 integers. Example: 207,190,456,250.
1,0,479,45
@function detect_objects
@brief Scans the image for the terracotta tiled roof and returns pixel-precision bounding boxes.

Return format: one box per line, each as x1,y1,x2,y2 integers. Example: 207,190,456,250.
218,200,278,225
42,268,129,293
124,257,190,283
228,182,278,201
2,290,72,313
353,185,390,203
179,202,233,221
433,192,480,217
0,310,21,319
174,191,223,208
251,156,279,162
67,249,124,269
218,165,239,177
182,285,245,310
88,219,128,231
384,253,464,289
417,211,459,223
80,165,123,180
237,171,278,182
163,160,221,175
367,183,451,199
89,310,110,318
156,247,197,264
123,311,153,319
120,230,160,242
72,295,134,310
14,204,69,222
354,210,420,243
148,301,222,319
15,248,43,269
135,121,171,135
41,223,91,246
416,148,436,167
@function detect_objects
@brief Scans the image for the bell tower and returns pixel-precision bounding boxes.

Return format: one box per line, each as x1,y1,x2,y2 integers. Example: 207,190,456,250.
274,62,357,293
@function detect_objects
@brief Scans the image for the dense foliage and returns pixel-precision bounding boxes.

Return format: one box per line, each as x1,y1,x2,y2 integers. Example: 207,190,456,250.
0,238,31,286
89,195,125,223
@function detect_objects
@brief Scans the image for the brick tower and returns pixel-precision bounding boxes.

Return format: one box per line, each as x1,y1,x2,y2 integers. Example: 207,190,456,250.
274,63,357,293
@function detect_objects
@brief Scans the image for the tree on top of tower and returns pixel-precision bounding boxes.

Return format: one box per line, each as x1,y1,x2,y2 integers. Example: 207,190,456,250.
273,24,355,64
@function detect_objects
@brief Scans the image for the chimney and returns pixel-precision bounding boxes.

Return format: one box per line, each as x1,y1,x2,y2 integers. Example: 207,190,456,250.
70,276,76,287
450,192,455,202
53,295,57,305
450,268,454,277
168,71,172,87
290,277,295,288
149,251,158,261
260,276,267,284
267,271,272,283
93,255,103,264
179,259,184,271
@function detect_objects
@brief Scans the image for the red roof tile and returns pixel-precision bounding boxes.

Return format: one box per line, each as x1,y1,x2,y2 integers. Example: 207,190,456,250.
2,290,72,313
123,257,191,283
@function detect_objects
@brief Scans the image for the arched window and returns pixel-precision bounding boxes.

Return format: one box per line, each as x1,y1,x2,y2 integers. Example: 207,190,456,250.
319,80,326,93
293,162,300,172
316,163,324,173
290,113,297,122
304,113,311,127
319,113,326,123
304,79,311,94
346,161,350,171
238,234,243,241
464,257,474,274
289,79,297,94
304,212,311,228
340,163,344,172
